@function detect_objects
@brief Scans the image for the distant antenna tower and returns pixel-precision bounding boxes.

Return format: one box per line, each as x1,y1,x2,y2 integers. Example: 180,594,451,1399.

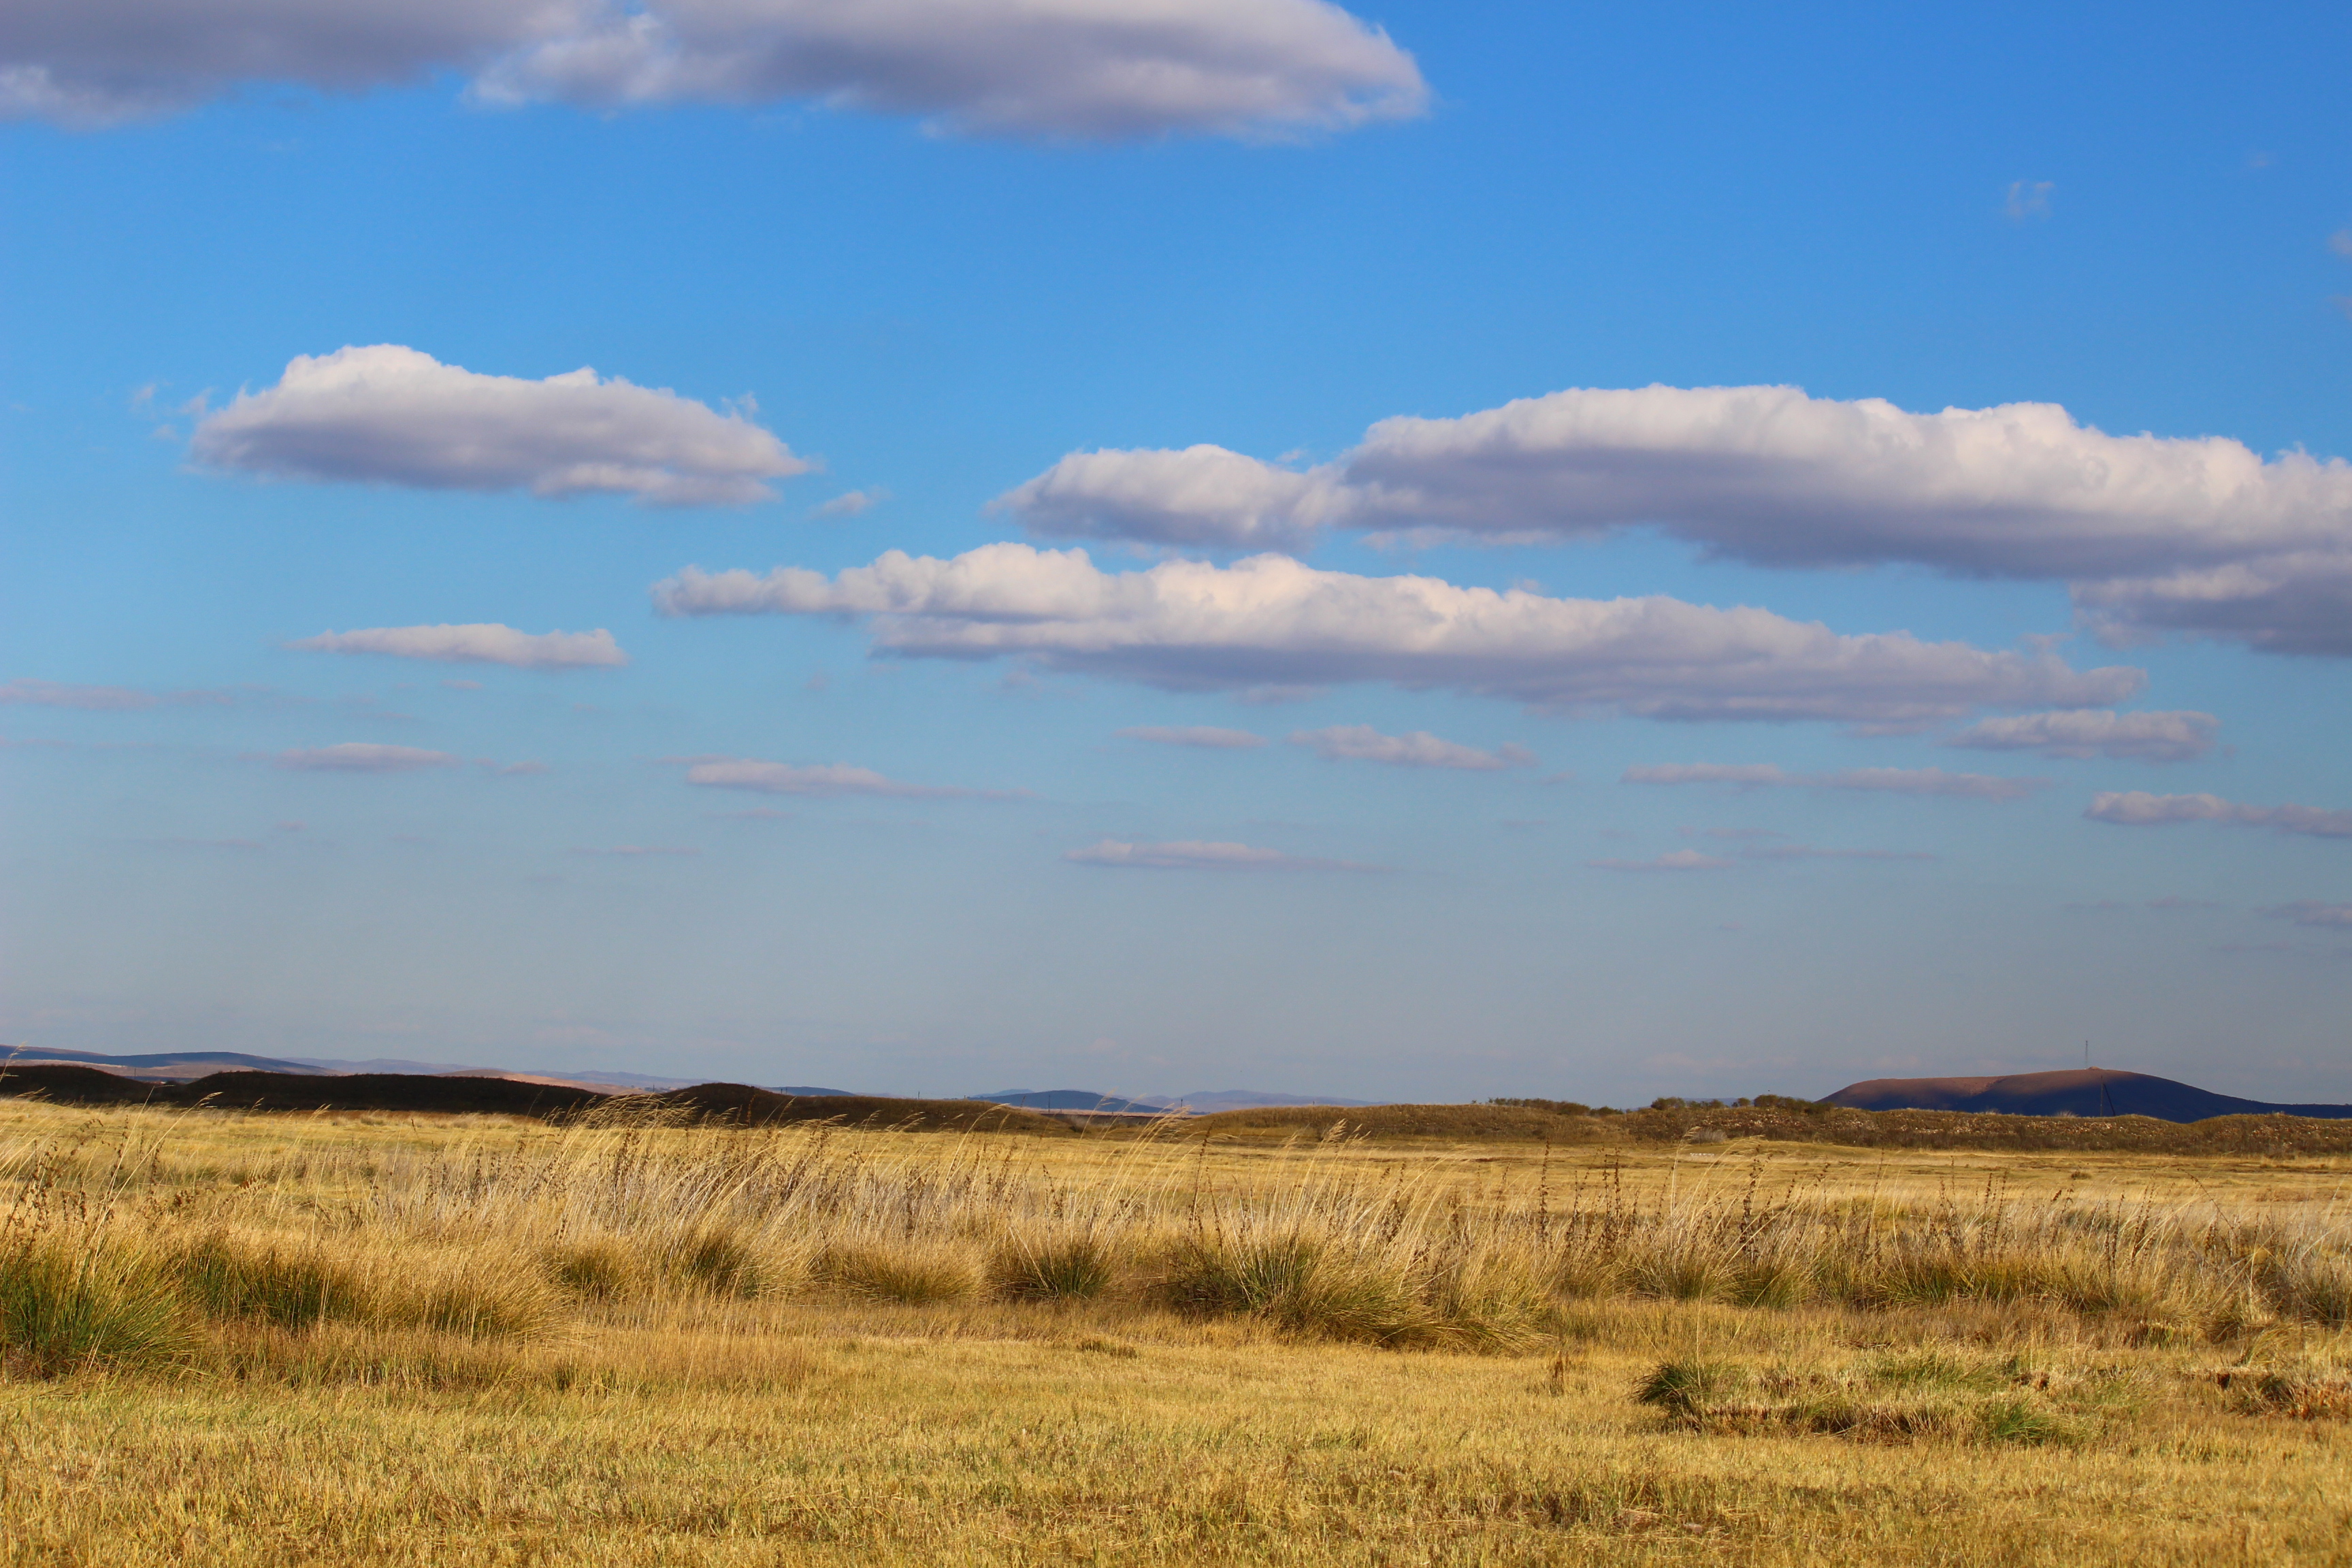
2085,1041,2115,1117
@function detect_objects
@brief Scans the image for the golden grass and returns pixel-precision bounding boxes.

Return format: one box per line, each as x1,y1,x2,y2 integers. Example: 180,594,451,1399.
1,1098,2348,1564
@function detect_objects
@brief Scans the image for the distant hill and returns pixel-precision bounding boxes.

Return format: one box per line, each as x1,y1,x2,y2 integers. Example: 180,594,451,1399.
969,1089,1173,1115
1823,1069,2352,1123
0,1066,1060,1131
0,1045,854,1098
1166,1089,1375,1113
1,1046,335,1081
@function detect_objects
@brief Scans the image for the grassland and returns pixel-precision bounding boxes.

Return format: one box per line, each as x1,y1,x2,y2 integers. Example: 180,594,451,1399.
2,1097,2348,1565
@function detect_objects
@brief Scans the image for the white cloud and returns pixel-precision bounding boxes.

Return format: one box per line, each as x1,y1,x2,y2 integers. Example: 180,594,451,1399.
1288,724,1533,770
1942,708,2218,762
5,0,1424,140
1063,838,1377,871
288,623,628,670
0,677,234,710
191,345,806,506
272,743,460,772
679,757,998,798
1,677,160,710
814,487,888,518
1586,849,1732,872
2004,180,2053,220
992,385,2352,655
2268,901,2352,928
1623,764,2046,801
1117,725,1265,749
652,544,2142,725
996,445,1338,551
2084,791,2352,838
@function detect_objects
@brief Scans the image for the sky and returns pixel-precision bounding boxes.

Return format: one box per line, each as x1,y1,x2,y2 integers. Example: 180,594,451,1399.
3,0,2350,1105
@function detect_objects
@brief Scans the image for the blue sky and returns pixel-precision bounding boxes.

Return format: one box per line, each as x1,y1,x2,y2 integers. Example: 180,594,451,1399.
4,0,2349,1102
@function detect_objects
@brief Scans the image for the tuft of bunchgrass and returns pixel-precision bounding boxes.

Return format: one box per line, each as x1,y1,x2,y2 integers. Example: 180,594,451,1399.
1,1235,188,1375
172,1230,368,1328
544,1236,646,1301
1634,1358,1744,1418
992,1232,1116,1301
818,1241,981,1303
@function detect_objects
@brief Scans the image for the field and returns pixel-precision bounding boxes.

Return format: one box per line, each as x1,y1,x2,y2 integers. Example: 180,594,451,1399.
3,1098,2349,1566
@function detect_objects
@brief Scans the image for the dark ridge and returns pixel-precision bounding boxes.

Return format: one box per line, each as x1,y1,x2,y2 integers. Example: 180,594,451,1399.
178,1071,608,1115
0,1066,611,1117
651,1083,1070,1134
1823,1069,2352,1123
0,1062,170,1104
0,1066,1068,1130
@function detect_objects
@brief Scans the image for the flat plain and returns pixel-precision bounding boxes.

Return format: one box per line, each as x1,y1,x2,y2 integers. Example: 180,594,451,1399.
2,1097,2347,1566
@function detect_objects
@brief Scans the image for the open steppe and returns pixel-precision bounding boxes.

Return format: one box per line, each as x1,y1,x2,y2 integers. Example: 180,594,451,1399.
3,1097,2348,1565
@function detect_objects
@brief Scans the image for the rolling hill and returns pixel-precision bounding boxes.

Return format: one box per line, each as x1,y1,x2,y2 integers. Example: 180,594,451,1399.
1822,1068,2352,1122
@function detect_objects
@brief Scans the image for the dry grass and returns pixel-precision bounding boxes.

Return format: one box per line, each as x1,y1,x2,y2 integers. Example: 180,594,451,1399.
1,1098,2348,1564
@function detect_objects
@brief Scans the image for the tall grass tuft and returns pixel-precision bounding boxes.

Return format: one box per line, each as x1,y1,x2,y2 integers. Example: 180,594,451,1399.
172,1230,368,1328
992,1231,1116,1301
0,1234,187,1373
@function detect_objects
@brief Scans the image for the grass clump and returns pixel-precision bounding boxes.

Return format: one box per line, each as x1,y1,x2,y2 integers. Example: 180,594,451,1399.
664,1224,771,1298
1638,1354,2099,1446
992,1231,1117,1301
544,1236,645,1301
0,1234,187,1374
818,1241,981,1303
172,1230,369,1328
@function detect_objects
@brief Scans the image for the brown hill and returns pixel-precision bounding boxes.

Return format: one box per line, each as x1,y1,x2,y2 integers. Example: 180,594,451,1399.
1823,1068,2352,1122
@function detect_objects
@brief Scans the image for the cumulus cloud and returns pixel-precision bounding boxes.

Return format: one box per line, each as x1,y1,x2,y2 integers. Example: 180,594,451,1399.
1117,725,1265,749
272,743,459,772
190,346,806,506
2084,791,2352,838
288,623,628,670
993,385,2352,655
1942,708,2218,762
1586,849,1732,872
652,544,2141,726
1063,838,1377,871
3,0,1424,139
1288,724,1533,770
678,757,1000,799
2268,901,2352,928
1623,764,2046,801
